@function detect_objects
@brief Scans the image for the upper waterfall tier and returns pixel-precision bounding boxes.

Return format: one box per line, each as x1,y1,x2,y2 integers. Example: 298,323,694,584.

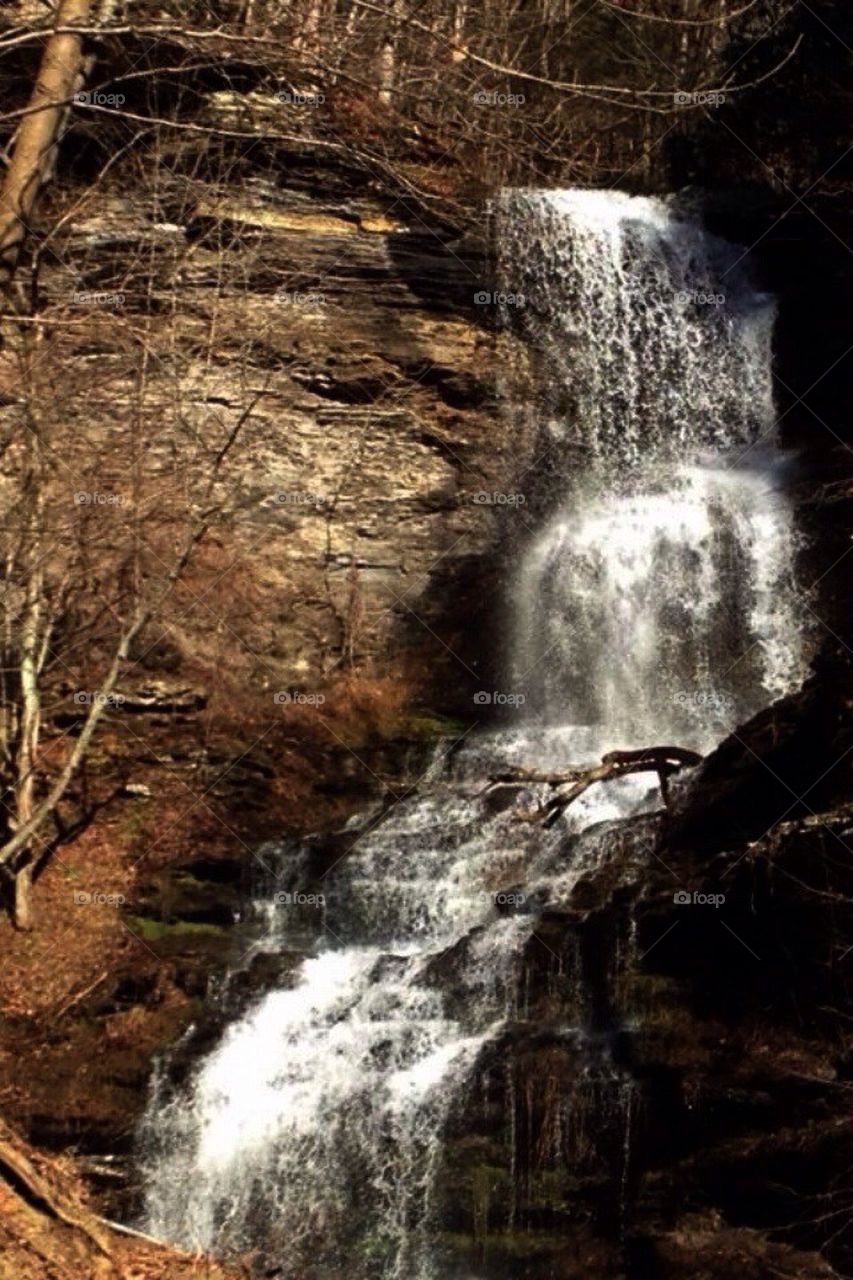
500,189,805,743
495,188,777,476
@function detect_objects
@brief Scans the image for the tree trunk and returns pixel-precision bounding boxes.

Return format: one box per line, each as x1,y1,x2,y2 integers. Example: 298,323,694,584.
296,0,324,52
377,0,401,106
452,0,467,42
0,0,93,291
13,864,33,931
9,419,44,931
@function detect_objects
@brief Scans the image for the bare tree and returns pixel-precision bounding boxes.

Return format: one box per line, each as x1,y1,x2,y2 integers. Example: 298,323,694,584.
0,300,263,928
0,0,93,291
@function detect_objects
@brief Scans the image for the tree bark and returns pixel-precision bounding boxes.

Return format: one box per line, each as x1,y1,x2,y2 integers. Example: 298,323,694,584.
377,0,401,105
0,0,93,291
12,434,43,929
13,864,33,931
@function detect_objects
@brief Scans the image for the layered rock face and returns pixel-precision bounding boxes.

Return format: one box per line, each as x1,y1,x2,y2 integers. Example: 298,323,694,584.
20,152,527,701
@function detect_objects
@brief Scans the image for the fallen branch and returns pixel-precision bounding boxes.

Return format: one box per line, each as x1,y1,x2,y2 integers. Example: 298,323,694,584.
50,968,109,1022
486,745,702,826
0,1118,113,1257
93,1215,184,1250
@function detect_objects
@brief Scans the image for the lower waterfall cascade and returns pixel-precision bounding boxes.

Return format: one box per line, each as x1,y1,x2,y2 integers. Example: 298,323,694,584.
137,189,808,1278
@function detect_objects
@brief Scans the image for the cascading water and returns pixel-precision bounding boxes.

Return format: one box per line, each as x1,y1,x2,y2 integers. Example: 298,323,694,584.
137,190,806,1278
503,189,803,741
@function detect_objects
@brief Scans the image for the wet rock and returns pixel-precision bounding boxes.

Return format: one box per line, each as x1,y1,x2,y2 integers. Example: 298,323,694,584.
419,677,853,1279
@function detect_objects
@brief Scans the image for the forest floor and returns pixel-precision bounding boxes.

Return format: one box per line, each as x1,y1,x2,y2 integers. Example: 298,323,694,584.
0,749,255,1280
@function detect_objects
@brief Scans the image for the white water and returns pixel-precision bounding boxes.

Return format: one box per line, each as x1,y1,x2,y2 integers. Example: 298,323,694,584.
516,460,802,740
139,190,806,1277
503,189,803,742
497,188,777,473
140,754,595,1275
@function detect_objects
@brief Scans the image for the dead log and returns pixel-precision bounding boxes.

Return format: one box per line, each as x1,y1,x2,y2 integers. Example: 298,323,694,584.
486,745,702,826
600,746,702,769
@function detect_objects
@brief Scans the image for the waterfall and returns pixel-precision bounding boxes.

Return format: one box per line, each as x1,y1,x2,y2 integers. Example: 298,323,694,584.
496,189,776,473
502,189,803,744
137,190,806,1277
515,462,802,741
